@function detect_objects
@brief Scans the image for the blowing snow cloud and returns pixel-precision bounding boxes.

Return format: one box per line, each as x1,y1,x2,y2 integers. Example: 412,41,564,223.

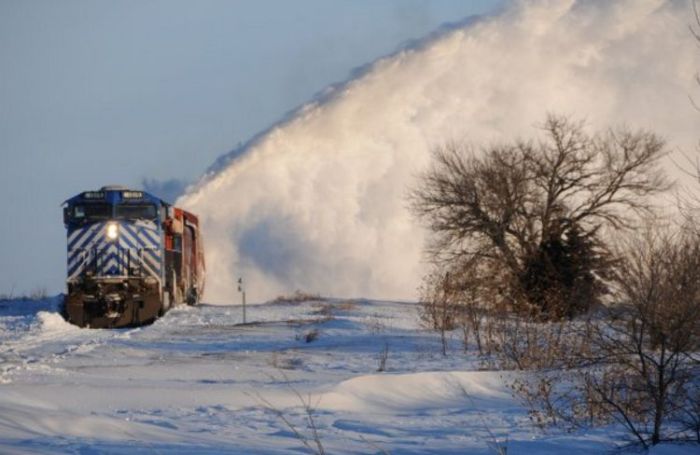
179,0,699,304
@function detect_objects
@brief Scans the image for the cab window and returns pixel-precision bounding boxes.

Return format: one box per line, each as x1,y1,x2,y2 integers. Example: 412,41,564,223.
74,204,112,220
115,204,157,220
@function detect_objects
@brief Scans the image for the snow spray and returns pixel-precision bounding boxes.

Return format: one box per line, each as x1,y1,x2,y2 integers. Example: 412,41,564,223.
179,0,699,304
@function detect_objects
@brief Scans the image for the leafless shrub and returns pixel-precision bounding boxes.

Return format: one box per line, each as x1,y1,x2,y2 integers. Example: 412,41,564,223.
419,270,457,331
28,287,48,300
419,270,459,356
458,291,486,355
357,435,391,455
252,370,395,454
452,380,509,455
584,228,700,447
311,300,357,319
487,315,589,371
511,364,609,430
677,382,700,443
449,258,507,356
312,304,333,318
0,286,49,302
512,226,700,448
300,329,319,343
367,312,387,334
333,300,358,312
420,257,587,366
0,285,16,301
269,351,304,370
273,290,325,305
251,371,326,455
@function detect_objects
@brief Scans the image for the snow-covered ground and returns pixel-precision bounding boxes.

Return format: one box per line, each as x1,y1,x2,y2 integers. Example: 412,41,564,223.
0,297,697,454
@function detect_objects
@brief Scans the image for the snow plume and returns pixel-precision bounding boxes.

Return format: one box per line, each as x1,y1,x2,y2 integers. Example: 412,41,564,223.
179,0,699,304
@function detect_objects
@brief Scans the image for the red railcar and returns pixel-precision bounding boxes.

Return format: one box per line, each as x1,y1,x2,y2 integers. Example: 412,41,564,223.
163,207,206,308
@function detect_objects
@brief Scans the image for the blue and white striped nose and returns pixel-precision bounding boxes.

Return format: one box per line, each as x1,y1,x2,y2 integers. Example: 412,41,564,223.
67,220,162,281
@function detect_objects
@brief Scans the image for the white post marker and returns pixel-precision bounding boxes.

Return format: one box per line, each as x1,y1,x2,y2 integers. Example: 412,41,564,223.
237,277,246,324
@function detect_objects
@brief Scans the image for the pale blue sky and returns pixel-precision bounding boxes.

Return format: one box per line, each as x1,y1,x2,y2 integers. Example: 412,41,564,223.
0,0,504,295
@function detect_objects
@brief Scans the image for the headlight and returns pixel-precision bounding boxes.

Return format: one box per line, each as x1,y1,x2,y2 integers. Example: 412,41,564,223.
106,222,119,240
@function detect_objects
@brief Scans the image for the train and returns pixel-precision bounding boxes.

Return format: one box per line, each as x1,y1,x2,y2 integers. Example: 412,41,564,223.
61,185,205,328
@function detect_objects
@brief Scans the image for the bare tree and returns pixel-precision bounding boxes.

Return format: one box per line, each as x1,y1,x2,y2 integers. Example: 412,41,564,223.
411,115,669,319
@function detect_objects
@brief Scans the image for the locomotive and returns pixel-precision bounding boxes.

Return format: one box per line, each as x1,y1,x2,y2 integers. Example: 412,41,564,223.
61,186,205,328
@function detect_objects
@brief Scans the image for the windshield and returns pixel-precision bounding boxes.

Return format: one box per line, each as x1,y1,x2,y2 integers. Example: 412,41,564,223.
115,204,157,220
73,204,112,221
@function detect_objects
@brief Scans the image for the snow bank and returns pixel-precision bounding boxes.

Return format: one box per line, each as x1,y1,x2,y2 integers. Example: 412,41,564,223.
319,371,511,413
34,311,75,333
1,298,696,453
179,0,700,304
0,390,180,443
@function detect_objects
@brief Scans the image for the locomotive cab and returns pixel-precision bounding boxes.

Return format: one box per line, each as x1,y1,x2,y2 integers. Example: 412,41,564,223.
62,186,205,328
